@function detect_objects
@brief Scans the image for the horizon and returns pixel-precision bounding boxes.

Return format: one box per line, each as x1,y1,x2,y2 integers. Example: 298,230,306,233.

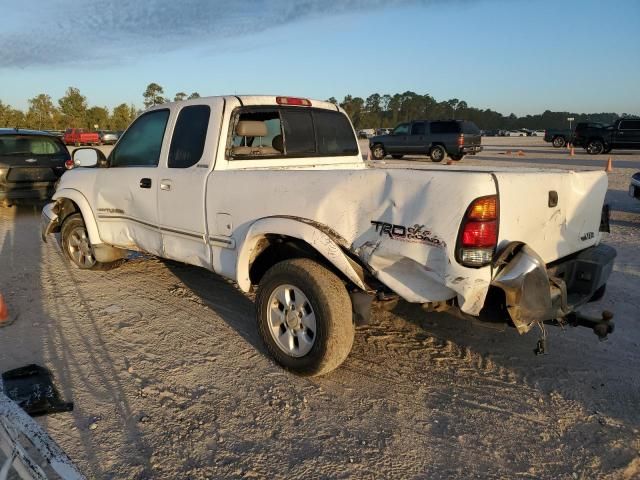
1,0,639,116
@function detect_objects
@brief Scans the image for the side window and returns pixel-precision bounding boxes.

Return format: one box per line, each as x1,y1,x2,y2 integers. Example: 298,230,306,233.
313,110,359,155
110,109,169,167
281,110,315,155
393,123,410,135
168,105,210,168
411,122,425,135
620,120,640,130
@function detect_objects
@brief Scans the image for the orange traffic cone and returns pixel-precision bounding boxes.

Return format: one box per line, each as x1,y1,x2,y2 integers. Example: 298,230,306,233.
605,157,613,173
0,294,13,327
569,146,575,156
505,150,512,155
517,150,525,156
446,159,453,165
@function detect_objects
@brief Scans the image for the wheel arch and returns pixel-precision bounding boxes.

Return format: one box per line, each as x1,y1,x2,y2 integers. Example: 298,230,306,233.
236,217,367,292
51,189,102,245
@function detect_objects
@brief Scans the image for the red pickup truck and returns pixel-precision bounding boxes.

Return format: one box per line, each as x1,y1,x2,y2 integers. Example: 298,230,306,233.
63,128,100,146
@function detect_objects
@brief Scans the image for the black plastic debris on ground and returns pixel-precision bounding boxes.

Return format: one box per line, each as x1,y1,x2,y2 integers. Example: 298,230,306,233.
2,364,73,417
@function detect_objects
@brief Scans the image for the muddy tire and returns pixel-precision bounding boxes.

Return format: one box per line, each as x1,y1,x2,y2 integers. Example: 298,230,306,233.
371,144,386,160
430,145,446,162
552,136,566,148
61,213,123,271
255,258,354,376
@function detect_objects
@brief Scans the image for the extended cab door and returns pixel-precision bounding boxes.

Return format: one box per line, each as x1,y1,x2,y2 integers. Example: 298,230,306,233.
93,108,170,255
614,119,640,149
157,100,223,268
407,121,427,153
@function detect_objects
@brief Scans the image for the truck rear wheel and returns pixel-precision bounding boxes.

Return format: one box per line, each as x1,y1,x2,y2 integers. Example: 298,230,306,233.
430,145,446,162
255,258,354,376
61,213,123,271
552,137,566,148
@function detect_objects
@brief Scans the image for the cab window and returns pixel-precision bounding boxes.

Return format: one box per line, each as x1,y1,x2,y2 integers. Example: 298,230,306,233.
168,105,210,168
393,124,410,135
109,109,169,167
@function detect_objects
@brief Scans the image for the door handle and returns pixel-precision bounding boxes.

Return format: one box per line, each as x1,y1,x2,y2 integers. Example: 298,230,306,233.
160,180,172,191
139,178,152,189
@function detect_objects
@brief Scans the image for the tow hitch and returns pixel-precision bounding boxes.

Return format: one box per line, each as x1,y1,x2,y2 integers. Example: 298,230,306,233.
566,310,614,340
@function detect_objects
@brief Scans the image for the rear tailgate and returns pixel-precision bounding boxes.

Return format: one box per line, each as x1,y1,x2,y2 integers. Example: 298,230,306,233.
494,170,608,263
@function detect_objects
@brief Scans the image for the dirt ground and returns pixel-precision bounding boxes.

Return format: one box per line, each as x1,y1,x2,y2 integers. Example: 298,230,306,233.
1,137,639,479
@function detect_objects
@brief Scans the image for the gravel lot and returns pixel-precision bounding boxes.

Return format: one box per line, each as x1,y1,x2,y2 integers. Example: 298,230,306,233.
1,137,639,479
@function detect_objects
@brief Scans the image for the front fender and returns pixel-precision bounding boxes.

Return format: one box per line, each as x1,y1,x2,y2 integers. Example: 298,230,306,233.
236,217,366,292
51,188,102,245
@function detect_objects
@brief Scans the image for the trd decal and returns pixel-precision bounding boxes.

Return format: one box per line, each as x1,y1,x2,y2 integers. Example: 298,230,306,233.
371,221,446,247
581,232,594,241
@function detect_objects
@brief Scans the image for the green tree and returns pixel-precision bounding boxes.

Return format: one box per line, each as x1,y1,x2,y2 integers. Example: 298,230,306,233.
0,101,26,128
143,83,166,108
26,94,57,129
174,92,187,102
58,87,88,128
327,97,338,105
187,92,201,100
86,106,110,130
110,103,136,130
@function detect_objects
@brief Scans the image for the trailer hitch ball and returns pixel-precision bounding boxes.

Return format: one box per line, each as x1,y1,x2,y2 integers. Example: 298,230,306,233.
568,310,615,341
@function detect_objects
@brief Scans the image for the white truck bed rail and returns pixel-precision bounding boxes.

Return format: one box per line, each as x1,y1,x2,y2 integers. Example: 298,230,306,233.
0,392,83,480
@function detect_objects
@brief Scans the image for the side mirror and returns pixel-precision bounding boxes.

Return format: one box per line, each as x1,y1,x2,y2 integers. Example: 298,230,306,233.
72,148,106,168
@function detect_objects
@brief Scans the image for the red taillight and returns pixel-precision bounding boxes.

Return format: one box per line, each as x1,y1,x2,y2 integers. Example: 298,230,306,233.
457,133,464,146
462,221,497,247
276,96,311,106
457,195,498,267
65,159,74,170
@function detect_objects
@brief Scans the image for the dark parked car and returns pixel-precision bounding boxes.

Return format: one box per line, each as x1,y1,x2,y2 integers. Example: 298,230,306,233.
574,119,640,155
0,129,70,205
369,120,483,162
543,122,605,148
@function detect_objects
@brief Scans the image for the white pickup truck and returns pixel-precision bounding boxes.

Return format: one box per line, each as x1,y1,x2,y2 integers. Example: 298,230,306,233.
41,95,616,375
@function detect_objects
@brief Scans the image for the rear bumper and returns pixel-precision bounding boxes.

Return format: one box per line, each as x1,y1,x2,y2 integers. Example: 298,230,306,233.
491,243,616,334
461,145,483,154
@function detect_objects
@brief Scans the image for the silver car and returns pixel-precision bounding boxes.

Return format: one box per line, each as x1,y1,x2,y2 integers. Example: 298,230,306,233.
98,130,120,145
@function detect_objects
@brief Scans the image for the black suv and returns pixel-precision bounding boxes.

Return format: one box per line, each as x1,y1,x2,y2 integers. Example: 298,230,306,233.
0,129,70,205
369,120,483,162
574,119,640,154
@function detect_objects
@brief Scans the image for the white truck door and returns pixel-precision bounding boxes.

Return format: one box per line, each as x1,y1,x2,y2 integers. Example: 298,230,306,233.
94,108,170,255
157,100,222,268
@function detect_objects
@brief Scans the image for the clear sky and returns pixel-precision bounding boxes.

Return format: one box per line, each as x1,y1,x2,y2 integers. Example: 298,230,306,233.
1,0,638,116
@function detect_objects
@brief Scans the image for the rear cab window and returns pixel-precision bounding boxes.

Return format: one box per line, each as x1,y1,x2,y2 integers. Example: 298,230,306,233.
228,106,358,159
430,121,461,134
0,135,66,156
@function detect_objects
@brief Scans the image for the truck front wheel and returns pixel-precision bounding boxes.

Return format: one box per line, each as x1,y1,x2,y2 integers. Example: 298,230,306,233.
371,144,386,160
586,139,605,155
61,213,123,271
255,258,354,376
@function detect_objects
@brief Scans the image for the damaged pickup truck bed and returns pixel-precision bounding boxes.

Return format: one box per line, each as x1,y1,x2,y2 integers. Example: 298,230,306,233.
41,95,616,375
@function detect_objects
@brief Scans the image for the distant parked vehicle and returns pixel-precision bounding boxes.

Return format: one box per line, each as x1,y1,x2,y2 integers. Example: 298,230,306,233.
0,128,70,204
576,119,640,155
97,130,119,145
63,128,100,146
358,129,375,139
531,130,545,136
369,119,482,162
544,128,573,147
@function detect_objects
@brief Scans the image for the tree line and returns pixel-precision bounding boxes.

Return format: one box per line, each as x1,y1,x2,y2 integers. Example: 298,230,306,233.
0,85,628,132
330,92,626,131
0,83,199,131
